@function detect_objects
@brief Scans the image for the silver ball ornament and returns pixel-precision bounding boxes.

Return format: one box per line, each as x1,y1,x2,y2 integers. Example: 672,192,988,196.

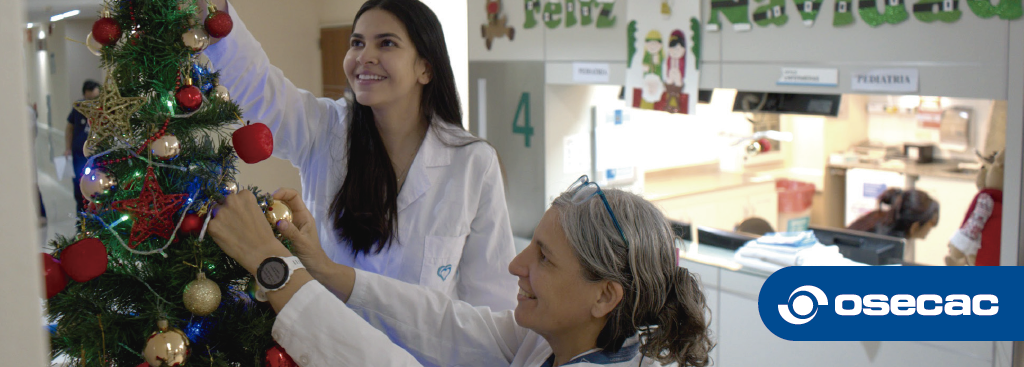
149,134,181,160
182,27,210,52
211,85,230,102
183,272,221,316
80,168,117,203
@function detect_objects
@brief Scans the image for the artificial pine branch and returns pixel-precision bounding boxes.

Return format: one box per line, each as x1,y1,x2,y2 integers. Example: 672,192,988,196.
47,0,279,365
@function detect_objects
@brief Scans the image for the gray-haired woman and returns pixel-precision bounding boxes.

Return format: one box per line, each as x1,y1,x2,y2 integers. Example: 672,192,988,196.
207,175,714,366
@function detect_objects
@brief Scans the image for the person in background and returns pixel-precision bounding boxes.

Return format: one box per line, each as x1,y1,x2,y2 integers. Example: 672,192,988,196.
848,188,940,240
66,80,101,214
207,177,714,366
200,0,518,310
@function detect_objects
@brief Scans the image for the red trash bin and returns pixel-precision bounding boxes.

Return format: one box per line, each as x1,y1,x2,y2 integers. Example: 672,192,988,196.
777,179,815,232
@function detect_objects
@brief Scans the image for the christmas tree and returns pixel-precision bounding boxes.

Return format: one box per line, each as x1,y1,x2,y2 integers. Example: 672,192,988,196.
43,0,288,365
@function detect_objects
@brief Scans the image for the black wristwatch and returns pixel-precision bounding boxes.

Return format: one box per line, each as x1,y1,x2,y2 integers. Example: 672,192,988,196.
255,256,304,301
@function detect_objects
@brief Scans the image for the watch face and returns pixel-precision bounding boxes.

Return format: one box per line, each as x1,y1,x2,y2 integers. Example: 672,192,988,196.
258,258,288,290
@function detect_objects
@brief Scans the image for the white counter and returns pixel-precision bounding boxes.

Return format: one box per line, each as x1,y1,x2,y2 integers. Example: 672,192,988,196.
677,243,1003,367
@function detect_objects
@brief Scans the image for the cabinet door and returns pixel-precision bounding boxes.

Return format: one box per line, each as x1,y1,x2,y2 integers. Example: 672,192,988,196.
715,270,994,367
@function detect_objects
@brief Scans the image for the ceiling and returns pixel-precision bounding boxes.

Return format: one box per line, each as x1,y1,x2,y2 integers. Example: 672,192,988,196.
25,0,105,24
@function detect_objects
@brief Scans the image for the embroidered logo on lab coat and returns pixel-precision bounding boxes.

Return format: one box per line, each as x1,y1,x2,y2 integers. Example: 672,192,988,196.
437,264,452,281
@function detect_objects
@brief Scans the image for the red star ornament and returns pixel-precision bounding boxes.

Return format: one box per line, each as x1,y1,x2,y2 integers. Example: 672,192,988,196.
111,168,188,248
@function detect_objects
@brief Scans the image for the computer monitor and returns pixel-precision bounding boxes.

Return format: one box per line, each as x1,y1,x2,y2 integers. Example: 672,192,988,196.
697,226,758,251
669,220,692,242
809,225,906,265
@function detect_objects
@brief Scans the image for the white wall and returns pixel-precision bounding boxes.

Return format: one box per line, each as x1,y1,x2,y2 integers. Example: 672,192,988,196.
318,0,363,27
421,0,469,129
227,0,322,194
59,19,103,124
2,0,49,364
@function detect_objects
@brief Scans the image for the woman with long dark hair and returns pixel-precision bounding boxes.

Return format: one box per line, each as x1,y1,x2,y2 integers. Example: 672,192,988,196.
202,0,517,310
848,188,940,240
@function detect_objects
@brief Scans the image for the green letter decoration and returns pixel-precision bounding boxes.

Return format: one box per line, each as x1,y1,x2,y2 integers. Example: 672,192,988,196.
565,0,579,27
544,1,564,29
834,0,857,25
579,0,595,25
753,0,790,27
794,0,825,25
596,1,617,28
524,0,542,29
858,0,910,27
707,0,753,31
966,0,1023,19
913,0,963,22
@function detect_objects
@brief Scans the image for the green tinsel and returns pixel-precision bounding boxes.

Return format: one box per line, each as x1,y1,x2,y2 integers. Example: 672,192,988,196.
46,0,281,365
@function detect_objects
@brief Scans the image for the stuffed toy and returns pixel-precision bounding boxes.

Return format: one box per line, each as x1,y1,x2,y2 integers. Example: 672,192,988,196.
945,150,1004,266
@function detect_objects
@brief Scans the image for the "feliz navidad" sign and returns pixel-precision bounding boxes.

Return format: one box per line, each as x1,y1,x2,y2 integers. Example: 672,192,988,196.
707,0,1021,31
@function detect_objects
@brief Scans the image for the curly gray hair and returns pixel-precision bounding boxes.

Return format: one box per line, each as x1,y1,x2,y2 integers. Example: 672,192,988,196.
551,188,713,366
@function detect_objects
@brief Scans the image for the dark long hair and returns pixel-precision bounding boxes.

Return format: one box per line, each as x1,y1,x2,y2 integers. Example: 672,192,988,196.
329,0,464,255
848,188,940,239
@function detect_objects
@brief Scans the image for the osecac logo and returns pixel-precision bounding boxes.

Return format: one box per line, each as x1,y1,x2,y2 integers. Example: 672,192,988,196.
778,286,998,325
759,267,1024,341
833,293,998,317
777,286,828,324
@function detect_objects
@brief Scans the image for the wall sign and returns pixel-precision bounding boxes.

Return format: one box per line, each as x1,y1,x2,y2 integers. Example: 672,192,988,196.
626,0,701,115
572,62,611,83
851,68,919,92
777,67,839,87
707,0,1021,32
523,0,618,29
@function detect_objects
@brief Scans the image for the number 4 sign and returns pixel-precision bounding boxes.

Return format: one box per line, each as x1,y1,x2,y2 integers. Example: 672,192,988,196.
512,92,534,148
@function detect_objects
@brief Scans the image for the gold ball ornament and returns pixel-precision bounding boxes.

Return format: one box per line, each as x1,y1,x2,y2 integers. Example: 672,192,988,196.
264,199,293,226
183,272,221,316
82,134,99,157
80,167,117,203
182,27,210,52
149,134,181,160
220,181,239,195
85,32,103,56
211,85,231,102
144,320,190,367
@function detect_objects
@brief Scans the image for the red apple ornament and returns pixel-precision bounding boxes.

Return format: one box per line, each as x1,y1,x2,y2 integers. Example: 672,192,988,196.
60,238,109,283
232,122,274,164
92,17,122,45
42,253,68,299
180,213,204,235
176,85,203,112
205,11,234,38
265,345,299,367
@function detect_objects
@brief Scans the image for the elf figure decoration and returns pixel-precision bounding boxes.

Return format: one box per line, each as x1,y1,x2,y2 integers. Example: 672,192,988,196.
41,1,292,365
946,150,1004,266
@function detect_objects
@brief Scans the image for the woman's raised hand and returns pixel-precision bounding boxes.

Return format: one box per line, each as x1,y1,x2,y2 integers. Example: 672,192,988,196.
272,188,331,277
207,190,292,274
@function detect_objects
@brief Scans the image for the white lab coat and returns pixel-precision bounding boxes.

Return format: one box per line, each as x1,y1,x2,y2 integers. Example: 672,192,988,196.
204,3,518,311
272,270,669,367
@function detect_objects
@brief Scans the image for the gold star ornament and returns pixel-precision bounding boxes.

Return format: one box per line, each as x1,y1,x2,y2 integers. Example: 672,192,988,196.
74,77,147,139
